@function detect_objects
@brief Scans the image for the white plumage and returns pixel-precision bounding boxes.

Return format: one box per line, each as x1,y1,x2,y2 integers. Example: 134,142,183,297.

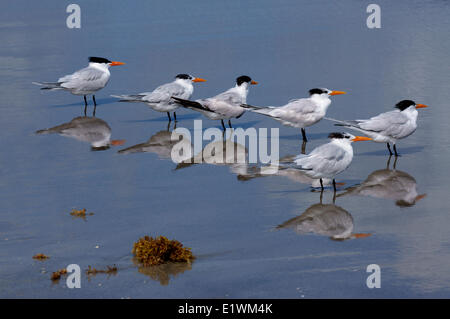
173,75,257,129
242,88,346,141
327,99,428,156
112,74,206,121
289,132,372,190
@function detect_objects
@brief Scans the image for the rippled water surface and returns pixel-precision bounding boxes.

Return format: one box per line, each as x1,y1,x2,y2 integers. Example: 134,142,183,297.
1,0,450,298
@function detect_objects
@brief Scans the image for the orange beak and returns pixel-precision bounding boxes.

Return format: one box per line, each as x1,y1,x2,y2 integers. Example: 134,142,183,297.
415,194,427,201
192,77,207,83
329,90,346,96
415,103,428,109
251,80,258,85
111,139,126,146
352,136,372,142
109,61,125,66
352,233,372,239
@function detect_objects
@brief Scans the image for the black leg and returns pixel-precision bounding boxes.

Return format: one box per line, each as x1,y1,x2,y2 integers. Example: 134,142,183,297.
83,95,88,116
221,120,226,131
228,120,232,129
167,112,172,122
393,144,399,157
387,143,393,156
332,179,337,203
386,155,392,169
92,96,97,117
301,128,308,142
173,112,177,122
320,178,324,190
301,141,306,154
320,188,323,204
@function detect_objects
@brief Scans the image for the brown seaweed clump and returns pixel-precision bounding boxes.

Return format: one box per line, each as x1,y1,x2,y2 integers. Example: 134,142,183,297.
70,208,94,220
132,236,195,267
86,265,118,277
51,269,67,281
33,253,49,260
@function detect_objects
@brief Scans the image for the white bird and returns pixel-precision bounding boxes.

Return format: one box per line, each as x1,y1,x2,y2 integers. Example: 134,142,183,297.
288,132,372,191
276,203,371,241
172,75,258,130
241,88,346,142
36,116,125,151
338,158,426,207
33,57,125,115
327,99,428,156
112,74,206,122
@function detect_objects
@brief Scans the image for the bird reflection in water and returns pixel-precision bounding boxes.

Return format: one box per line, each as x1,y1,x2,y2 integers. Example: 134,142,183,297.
237,155,336,188
36,116,125,151
276,195,371,241
118,123,191,162
338,156,426,207
175,130,250,175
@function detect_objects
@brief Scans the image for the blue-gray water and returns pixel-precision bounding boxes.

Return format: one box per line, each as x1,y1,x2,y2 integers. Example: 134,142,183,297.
1,0,449,298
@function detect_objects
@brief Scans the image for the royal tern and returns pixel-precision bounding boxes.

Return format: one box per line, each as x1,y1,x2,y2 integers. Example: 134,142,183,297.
338,157,426,207
276,203,370,241
36,116,125,151
287,132,372,191
112,74,206,122
328,99,428,156
172,75,258,130
241,88,346,142
33,57,125,115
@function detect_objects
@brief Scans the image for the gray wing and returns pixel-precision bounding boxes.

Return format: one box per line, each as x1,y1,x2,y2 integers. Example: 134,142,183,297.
140,82,189,103
212,89,244,106
269,98,317,118
356,110,410,138
285,98,317,113
58,67,106,89
295,143,347,174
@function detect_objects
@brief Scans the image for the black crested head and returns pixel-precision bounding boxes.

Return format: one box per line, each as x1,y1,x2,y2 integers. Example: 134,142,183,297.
395,100,416,111
89,57,111,64
236,75,252,86
328,132,351,139
309,88,327,95
176,74,192,80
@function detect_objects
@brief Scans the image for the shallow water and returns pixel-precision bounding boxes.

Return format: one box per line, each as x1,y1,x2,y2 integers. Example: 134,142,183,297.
1,0,450,298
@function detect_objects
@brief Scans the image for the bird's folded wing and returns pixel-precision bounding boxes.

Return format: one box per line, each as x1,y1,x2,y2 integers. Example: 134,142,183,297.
58,67,104,88
213,90,242,106
297,144,346,172
143,82,186,103
172,97,209,111
358,111,408,135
